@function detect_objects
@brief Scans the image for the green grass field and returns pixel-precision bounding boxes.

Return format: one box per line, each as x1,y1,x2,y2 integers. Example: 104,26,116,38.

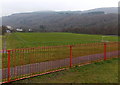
0,36,2,50
13,58,118,83
0,36,2,69
1,33,119,83
4,32,118,49
2,32,118,68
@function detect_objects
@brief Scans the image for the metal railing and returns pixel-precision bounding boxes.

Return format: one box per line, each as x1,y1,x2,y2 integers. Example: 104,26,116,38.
1,42,119,83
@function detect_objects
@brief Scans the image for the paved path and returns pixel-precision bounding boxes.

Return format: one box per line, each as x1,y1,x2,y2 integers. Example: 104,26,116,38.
2,51,119,79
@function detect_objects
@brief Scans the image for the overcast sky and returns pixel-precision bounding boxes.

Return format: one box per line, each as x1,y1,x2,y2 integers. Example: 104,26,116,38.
0,0,119,16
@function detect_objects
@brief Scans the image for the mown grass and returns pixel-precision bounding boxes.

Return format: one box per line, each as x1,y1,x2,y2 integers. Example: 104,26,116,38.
13,58,118,83
2,33,119,68
0,36,2,69
0,35,2,50
4,32,118,49
2,33,119,82
2,32,118,68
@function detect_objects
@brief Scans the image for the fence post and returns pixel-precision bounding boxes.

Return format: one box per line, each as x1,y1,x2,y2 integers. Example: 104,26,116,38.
7,50,11,82
104,42,107,60
70,45,72,67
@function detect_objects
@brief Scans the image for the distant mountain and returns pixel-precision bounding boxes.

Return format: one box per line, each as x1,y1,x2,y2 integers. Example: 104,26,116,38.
0,17,1,26
1,7,118,35
82,7,118,14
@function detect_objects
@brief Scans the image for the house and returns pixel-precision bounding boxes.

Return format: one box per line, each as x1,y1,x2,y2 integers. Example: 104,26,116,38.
6,26,14,33
6,26,13,30
16,28,23,32
28,29,32,32
6,30,11,33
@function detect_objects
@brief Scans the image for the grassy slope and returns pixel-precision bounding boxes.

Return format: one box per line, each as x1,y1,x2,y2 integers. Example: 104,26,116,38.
6,32,118,49
14,58,118,83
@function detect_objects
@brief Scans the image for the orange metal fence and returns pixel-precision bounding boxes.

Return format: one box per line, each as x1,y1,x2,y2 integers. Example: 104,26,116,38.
1,42,119,83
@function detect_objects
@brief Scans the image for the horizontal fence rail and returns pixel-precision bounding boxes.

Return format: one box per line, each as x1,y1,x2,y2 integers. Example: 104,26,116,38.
1,42,119,83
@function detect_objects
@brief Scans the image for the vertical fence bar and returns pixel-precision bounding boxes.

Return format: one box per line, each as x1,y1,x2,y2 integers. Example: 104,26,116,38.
104,42,107,60
14,49,17,79
2,49,5,82
7,50,11,82
70,45,72,67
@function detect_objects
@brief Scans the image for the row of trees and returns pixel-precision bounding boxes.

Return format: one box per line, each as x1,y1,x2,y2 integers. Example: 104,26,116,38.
61,27,118,35
1,13,118,35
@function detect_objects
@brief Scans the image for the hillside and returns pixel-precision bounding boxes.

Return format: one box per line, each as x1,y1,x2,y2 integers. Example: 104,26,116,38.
83,7,118,14
1,7,118,35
